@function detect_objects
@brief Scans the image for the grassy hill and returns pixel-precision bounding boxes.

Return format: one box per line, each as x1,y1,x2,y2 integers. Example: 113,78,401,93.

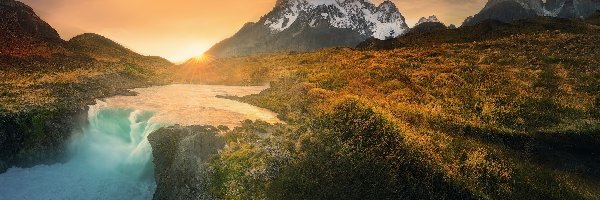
171,17,600,199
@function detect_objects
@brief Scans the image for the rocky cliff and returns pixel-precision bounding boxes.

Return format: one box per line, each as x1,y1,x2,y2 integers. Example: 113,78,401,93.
148,125,225,200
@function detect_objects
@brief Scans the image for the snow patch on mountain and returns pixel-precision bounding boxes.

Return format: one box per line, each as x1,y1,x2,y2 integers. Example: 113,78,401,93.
415,15,441,26
263,0,409,39
307,0,338,6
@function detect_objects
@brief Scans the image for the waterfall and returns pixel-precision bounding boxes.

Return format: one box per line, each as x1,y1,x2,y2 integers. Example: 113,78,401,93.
68,101,166,180
0,101,163,199
0,84,281,199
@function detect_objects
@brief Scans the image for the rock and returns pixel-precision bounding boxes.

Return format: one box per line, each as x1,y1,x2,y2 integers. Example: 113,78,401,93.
415,15,440,26
148,125,226,200
0,106,87,171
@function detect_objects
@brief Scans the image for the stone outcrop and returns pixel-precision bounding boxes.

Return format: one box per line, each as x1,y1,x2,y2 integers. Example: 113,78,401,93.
148,125,225,200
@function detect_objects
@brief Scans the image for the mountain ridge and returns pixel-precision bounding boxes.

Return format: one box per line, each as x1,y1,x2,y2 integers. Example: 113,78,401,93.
204,0,409,58
464,0,600,26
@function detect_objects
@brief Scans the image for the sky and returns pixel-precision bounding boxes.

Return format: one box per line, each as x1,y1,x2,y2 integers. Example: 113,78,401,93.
22,0,487,62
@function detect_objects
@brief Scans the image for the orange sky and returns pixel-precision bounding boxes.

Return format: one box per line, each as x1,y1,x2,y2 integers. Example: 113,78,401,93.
22,0,486,62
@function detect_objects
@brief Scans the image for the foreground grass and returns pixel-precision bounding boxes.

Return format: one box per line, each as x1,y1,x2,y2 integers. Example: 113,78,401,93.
178,21,600,199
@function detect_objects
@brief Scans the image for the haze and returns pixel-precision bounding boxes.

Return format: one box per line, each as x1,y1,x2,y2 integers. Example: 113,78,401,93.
22,0,486,62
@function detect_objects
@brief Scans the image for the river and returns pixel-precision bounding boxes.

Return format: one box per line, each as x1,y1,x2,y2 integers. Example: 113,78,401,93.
0,84,280,199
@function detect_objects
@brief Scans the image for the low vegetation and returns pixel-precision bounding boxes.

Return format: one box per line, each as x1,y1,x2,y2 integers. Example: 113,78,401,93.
177,17,600,199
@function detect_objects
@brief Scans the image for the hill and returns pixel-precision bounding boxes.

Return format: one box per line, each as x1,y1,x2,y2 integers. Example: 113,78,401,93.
0,0,63,57
167,17,600,199
68,33,171,67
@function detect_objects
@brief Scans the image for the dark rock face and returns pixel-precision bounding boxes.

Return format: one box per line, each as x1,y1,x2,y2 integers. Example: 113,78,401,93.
0,0,60,40
409,22,448,34
0,107,87,173
148,125,225,200
464,0,600,26
205,0,409,58
207,22,368,58
463,1,537,26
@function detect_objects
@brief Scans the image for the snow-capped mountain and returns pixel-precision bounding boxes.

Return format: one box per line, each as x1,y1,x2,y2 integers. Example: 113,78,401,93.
464,0,600,26
415,15,440,26
205,0,409,58
264,0,408,39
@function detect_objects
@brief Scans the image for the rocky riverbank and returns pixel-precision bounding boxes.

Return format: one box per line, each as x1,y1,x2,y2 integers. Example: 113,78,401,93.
0,106,85,173
148,125,225,200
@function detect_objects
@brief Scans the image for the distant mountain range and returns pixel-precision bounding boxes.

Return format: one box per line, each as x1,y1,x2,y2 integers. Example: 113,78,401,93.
358,14,600,51
204,0,409,58
464,0,600,26
206,0,600,58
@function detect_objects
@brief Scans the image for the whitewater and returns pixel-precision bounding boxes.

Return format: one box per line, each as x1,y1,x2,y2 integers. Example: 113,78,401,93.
0,84,280,200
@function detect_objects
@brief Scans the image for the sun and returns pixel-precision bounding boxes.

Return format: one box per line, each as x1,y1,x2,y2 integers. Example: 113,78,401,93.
186,53,216,65
191,54,207,62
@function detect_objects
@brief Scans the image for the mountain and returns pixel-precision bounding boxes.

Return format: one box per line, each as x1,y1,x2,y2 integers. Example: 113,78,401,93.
464,0,600,26
358,16,595,50
205,0,409,58
415,15,440,26
410,15,446,34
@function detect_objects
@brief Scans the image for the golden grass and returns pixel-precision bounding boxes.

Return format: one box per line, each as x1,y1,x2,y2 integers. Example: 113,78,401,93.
178,30,600,198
